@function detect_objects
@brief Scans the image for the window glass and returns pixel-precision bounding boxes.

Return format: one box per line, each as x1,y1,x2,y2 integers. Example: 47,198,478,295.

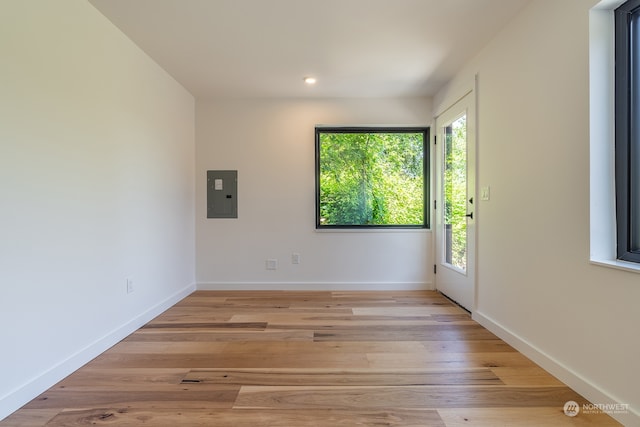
315,127,429,228
443,115,467,270
615,0,640,261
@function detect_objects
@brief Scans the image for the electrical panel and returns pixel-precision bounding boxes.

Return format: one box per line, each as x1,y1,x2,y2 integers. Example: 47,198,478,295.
207,170,237,218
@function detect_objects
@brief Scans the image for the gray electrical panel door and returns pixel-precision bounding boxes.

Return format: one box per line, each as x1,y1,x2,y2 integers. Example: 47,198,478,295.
207,170,238,218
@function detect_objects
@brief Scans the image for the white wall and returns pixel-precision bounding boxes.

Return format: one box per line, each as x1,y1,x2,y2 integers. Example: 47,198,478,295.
0,1,195,419
196,97,432,290
435,0,639,424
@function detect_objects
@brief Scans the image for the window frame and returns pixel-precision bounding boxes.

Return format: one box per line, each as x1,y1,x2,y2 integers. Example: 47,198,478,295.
615,0,640,262
315,126,430,230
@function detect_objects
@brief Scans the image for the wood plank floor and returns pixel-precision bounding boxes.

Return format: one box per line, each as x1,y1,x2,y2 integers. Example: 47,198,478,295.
1,291,621,426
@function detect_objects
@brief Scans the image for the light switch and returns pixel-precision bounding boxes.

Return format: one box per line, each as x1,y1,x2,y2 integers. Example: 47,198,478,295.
480,186,490,201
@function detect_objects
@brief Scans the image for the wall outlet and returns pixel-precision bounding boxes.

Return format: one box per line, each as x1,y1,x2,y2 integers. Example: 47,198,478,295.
126,277,134,294
292,253,300,264
266,259,278,270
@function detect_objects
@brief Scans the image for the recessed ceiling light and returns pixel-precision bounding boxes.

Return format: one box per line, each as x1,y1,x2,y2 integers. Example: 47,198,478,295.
304,77,317,85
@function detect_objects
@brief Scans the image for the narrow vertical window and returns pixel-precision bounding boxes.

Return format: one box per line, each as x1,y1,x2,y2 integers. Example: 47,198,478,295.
443,114,467,270
615,0,640,262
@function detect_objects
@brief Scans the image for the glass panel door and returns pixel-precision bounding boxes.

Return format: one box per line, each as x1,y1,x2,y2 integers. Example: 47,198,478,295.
434,89,475,312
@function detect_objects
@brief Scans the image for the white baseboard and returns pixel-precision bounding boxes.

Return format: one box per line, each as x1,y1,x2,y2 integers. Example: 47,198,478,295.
0,282,196,422
473,310,639,426
197,281,434,291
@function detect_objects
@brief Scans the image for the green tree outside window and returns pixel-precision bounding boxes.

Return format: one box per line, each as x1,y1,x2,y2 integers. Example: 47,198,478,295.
316,127,428,228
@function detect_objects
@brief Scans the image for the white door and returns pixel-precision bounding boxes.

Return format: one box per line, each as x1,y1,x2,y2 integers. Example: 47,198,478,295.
434,91,476,311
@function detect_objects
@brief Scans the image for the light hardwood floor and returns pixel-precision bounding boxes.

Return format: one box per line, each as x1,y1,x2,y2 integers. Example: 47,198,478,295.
1,291,621,426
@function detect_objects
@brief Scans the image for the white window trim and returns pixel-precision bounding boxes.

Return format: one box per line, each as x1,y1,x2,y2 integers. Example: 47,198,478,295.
589,0,640,272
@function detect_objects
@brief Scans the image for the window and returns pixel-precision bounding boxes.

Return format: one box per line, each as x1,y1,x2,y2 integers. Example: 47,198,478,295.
615,0,640,262
315,127,429,229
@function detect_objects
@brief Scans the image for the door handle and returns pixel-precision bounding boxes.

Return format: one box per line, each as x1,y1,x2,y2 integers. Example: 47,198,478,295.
465,212,473,219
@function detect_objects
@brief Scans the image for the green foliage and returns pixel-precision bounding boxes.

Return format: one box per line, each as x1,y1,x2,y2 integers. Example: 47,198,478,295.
444,116,467,270
318,131,425,226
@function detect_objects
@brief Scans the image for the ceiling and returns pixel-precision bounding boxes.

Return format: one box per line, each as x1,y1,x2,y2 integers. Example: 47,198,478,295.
89,0,530,99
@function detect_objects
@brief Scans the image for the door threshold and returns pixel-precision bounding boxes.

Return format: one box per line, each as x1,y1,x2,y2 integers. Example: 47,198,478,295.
438,290,471,315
